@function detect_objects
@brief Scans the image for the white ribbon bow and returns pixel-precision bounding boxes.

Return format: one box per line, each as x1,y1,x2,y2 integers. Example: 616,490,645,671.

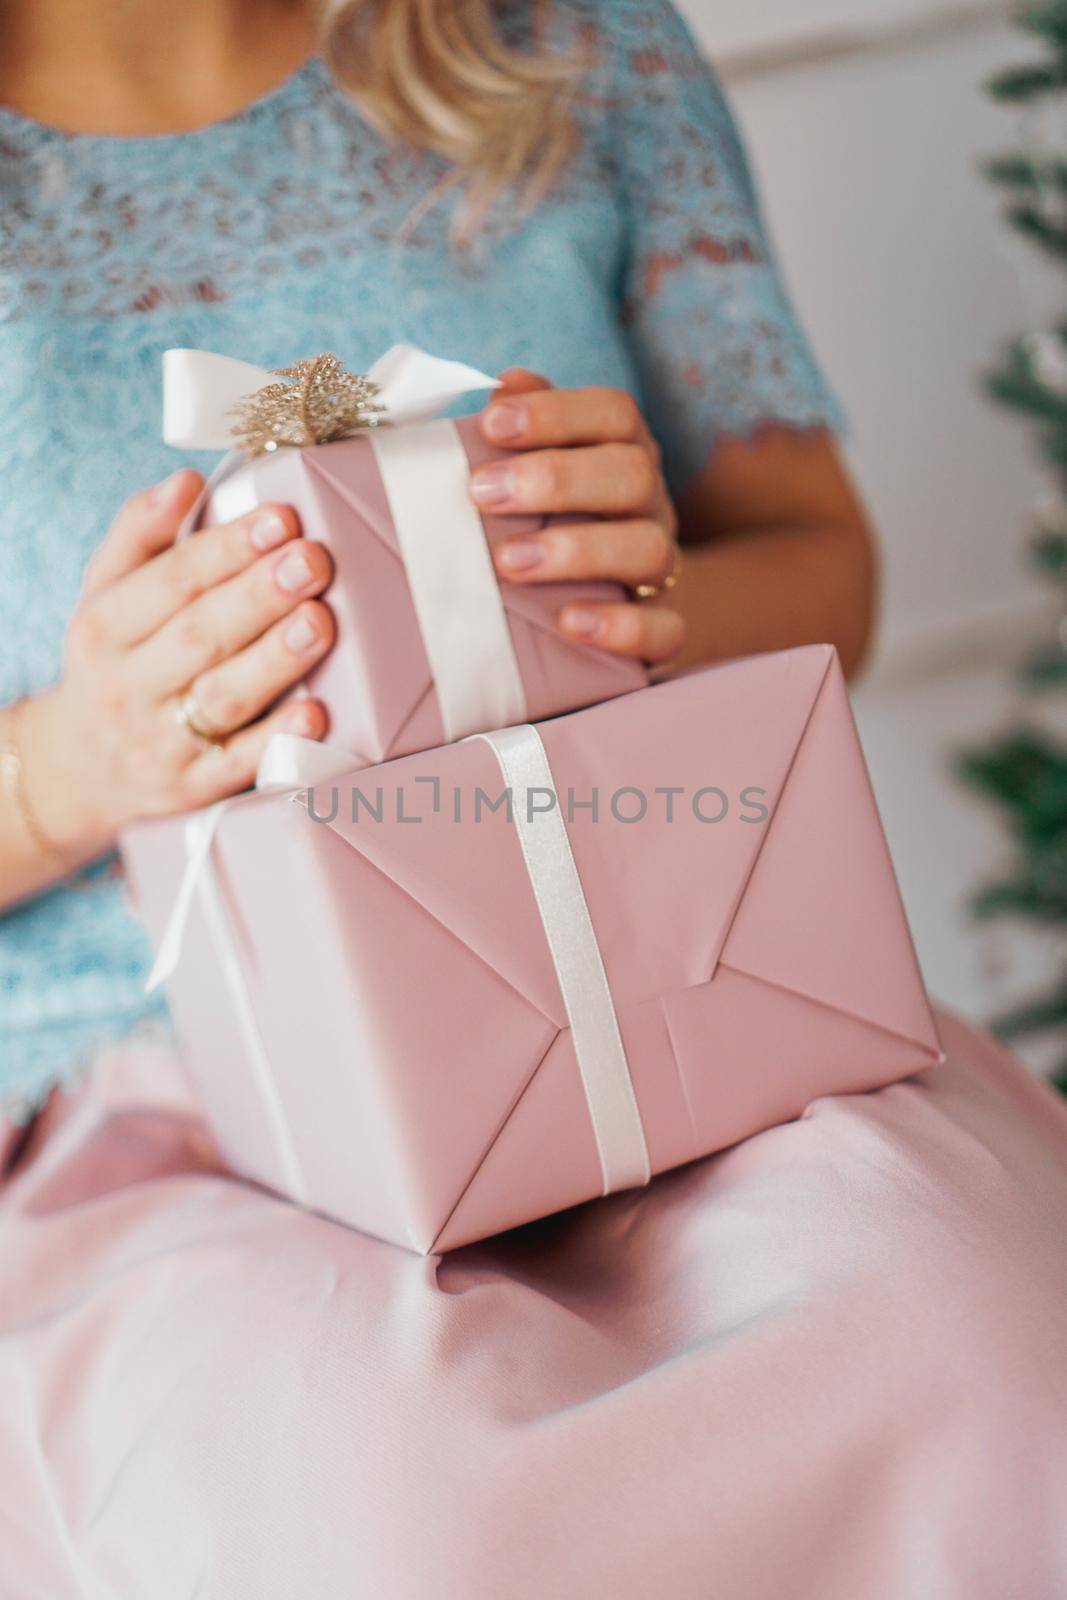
162,344,502,448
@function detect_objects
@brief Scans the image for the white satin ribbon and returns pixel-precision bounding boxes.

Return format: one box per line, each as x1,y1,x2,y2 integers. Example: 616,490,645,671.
476,726,651,1196
193,829,310,1207
143,734,362,1206
161,344,525,747
371,423,525,742
145,734,359,994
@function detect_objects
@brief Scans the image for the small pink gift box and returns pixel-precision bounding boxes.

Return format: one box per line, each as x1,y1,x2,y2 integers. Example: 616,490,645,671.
123,646,942,1255
170,345,645,764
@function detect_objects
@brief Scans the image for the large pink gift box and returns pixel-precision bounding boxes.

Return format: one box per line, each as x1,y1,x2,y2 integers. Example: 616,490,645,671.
122,646,942,1254
191,417,645,764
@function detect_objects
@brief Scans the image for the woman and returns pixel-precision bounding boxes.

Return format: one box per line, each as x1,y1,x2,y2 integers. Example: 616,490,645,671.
0,2,1064,1595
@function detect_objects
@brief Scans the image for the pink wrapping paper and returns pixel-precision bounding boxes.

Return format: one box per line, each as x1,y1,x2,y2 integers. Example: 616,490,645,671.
122,645,942,1254
193,417,646,763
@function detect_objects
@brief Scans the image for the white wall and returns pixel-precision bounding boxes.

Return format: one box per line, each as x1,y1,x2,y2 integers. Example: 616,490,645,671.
686,0,1002,68
678,0,1060,1057
697,0,1046,657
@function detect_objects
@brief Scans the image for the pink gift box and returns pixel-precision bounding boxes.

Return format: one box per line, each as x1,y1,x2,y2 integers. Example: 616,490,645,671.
192,416,646,764
122,646,942,1254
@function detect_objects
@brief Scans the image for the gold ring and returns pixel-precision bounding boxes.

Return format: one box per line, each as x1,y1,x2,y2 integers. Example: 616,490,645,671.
634,548,682,602
176,688,226,749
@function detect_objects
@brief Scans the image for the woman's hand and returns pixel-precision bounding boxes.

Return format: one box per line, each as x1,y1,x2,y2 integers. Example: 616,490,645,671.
24,470,334,858
472,371,686,666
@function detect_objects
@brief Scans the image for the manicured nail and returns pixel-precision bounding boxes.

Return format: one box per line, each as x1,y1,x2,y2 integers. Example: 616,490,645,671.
563,606,604,641
470,464,517,508
275,549,314,592
497,538,545,574
283,702,320,735
483,403,526,443
150,469,190,507
284,614,318,653
250,509,290,551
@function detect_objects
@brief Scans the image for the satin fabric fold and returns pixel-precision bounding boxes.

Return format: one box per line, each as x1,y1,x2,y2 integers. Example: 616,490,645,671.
1,1013,1065,1598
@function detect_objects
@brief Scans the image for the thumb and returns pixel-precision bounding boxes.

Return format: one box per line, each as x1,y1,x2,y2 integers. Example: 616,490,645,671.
494,368,554,395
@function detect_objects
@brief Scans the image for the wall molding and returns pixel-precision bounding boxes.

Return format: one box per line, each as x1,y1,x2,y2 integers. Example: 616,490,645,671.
716,0,1011,83
860,593,1055,694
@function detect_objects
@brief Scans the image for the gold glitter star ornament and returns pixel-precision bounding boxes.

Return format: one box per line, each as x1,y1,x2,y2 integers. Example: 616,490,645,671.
229,354,386,456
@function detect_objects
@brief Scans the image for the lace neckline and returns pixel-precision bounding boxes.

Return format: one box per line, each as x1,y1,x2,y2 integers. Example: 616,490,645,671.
0,53,325,151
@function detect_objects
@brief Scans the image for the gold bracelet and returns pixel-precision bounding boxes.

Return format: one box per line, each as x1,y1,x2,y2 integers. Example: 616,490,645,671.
1,699,67,865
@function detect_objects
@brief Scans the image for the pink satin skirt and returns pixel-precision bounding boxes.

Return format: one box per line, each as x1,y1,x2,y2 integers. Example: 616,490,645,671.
1,1012,1065,1598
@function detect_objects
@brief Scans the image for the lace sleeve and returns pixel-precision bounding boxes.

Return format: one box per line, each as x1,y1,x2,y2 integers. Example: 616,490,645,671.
596,0,846,495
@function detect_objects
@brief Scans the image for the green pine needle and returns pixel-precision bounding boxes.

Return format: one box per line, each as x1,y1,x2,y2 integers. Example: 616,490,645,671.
973,880,1067,921
984,153,1043,186
1031,531,1067,575
957,730,1067,839
1018,0,1067,50
964,3,1067,1072
1006,203,1067,259
986,152,1067,195
1023,647,1067,688
987,366,1067,422
992,981,1067,1041
988,61,1067,101
1037,429,1067,472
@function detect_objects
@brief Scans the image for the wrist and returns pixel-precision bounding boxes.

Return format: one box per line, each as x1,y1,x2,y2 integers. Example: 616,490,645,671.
17,687,116,861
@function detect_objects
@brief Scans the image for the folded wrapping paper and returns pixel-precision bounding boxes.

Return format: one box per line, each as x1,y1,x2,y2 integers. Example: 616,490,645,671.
164,345,646,764
121,646,943,1254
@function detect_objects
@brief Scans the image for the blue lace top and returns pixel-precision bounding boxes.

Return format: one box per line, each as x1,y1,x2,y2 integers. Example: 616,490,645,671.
0,0,843,1117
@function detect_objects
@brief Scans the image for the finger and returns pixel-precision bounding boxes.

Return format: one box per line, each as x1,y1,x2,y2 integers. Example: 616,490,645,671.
495,368,553,396
180,696,330,811
470,444,658,519
183,601,335,739
91,504,301,649
558,601,686,664
482,386,643,450
137,538,333,699
494,519,675,587
82,469,205,598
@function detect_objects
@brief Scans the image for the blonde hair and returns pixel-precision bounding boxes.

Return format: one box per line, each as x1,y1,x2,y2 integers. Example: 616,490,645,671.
321,0,586,220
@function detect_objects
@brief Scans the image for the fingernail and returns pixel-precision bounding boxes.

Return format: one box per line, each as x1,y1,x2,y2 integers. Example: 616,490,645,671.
283,701,320,734
284,614,319,653
497,538,545,574
250,509,290,552
470,464,517,509
483,403,526,443
150,469,190,507
563,606,604,641
275,549,315,593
